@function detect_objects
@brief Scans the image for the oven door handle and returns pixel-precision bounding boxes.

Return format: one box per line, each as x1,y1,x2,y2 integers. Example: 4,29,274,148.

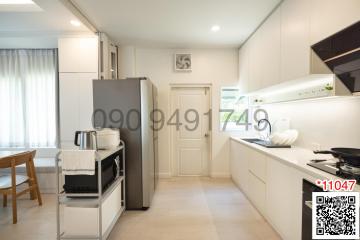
305,201,312,210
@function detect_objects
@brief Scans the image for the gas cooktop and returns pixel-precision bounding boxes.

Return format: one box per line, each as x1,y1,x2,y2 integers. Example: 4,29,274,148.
308,159,360,183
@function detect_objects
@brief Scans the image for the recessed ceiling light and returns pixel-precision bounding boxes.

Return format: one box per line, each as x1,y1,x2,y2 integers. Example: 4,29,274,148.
0,0,34,4
70,20,81,27
211,25,220,32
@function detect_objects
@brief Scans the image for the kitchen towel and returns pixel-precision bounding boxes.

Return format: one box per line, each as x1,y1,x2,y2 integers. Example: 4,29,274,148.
61,150,96,175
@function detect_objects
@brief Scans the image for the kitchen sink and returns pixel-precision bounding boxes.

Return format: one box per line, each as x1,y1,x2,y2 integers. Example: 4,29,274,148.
241,138,262,143
241,138,291,148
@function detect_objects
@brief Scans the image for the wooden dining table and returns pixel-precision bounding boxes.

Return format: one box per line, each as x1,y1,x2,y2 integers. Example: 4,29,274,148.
0,150,28,161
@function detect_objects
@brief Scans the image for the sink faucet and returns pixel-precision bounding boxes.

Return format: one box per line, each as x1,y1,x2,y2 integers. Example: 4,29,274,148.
257,119,272,140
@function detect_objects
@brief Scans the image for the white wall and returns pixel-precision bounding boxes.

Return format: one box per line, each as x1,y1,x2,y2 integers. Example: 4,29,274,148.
0,36,58,48
129,48,239,177
262,97,360,150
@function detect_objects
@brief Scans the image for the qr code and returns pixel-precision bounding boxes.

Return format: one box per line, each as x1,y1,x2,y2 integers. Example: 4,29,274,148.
313,192,360,239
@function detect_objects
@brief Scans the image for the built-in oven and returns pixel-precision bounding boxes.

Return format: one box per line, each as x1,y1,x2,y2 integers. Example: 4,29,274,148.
302,179,323,240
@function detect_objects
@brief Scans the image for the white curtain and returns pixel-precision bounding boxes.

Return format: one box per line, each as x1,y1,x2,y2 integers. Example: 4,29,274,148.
0,49,57,148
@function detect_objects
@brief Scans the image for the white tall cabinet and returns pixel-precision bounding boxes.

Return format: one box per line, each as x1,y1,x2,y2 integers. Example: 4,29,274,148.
238,0,360,92
58,36,99,148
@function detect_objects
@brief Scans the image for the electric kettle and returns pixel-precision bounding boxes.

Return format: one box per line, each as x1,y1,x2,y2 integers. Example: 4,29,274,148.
74,130,98,150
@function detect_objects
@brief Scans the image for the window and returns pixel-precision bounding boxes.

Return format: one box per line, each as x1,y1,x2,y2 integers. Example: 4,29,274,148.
220,87,249,131
0,49,58,148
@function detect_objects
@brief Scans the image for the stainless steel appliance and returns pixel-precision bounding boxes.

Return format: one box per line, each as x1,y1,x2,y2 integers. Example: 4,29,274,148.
241,138,291,148
312,21,360,94
302,179,323,240
93,78,158,210
74,130,98,150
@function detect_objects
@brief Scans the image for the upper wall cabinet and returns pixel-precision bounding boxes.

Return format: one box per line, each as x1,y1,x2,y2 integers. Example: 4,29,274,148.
238,42,250,94
280,0,311,83
58,37,98,73
248,30,262,92
310,0,360,44
99,33,119,79
259,7,281,88
238,0,360,93
241,8,281,92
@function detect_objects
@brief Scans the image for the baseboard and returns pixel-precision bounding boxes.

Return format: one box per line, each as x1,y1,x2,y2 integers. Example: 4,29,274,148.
158,172,172,178
210,172,231,178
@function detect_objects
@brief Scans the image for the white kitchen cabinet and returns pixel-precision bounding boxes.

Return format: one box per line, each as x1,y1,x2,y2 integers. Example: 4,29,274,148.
259,7,281,88
248,171,266,214
58,37,98,73
280,0,311,82
58,36,99,148
248,150,267,182
99,33,119,79
230,140,250,194
230,139,318,240
310,0,360,44
238,42,250,94
266,158,306,240
248,30,263,92
241,7,281,91
59,72,97,147
238,0,360,93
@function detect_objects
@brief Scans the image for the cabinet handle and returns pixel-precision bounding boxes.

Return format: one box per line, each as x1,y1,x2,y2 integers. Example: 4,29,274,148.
305,201,312,210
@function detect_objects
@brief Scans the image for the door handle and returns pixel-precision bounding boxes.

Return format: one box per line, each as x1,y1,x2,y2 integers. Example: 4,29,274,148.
204,133,209,138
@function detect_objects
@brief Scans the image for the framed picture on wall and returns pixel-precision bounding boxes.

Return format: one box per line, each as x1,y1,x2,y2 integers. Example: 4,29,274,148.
174,53,192,72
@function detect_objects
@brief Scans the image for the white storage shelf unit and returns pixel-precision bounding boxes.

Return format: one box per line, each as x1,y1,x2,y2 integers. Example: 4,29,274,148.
56,142,125,240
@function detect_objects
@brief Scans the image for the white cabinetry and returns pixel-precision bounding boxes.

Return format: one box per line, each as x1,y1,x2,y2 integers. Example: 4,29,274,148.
58,37,98,73
59,72,97,147
58,36,99,148
230,140,267,214
248,30,263,92
248,171,266,214
230,139,317,240
238,0,360,93
259,7,281,88
230,140,250,194
280,0,311,82
238,42,250,94
266,159,304,240
99,33,118,79
241,7,281,91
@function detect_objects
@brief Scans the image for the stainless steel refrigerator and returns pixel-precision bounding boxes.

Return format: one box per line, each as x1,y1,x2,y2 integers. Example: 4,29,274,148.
93,78,157,209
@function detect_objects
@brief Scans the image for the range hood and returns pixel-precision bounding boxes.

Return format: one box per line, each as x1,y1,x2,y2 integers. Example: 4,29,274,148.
312,21,360,95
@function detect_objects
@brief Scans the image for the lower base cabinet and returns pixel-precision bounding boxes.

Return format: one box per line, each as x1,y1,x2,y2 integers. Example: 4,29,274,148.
266,159,304,240
230,139,315,240
248,171,266,214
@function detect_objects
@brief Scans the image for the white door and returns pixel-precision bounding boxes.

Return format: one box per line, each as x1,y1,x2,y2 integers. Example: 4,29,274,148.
171,87,210,176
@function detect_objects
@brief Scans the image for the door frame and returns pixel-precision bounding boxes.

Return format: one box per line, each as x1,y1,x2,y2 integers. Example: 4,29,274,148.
169,83,212,177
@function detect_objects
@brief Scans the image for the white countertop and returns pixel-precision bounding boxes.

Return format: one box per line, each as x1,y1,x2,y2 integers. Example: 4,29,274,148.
230,136,360,191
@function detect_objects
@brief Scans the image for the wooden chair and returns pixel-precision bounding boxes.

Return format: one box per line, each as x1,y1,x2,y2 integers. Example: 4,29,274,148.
0,150,42,224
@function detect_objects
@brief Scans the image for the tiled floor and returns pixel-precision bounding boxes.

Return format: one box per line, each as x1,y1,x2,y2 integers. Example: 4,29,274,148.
0,177,281,240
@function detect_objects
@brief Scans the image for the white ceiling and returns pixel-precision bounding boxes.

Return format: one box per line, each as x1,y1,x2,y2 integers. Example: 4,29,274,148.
73,0,281,48
0,0,90,37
